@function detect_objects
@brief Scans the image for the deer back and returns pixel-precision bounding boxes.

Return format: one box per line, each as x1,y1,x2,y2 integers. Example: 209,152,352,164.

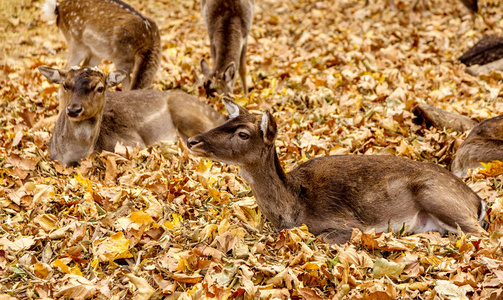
45,0,161,90
451,115,503,177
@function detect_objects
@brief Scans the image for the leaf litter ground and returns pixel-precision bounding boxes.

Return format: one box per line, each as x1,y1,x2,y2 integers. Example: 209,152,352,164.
1,0,503,299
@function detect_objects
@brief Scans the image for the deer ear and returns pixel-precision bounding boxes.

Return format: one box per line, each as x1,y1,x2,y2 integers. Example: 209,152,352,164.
223,62,236,83
201,58,212,78
107,70,127,87
261,110,277,145
39,66,67,84
223,96,248,118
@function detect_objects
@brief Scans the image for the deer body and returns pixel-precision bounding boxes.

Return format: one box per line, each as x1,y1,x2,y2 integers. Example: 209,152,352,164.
39,66,226,166
451,115,503,177
188,99,487,244
200,0,254,95
43,0,161,90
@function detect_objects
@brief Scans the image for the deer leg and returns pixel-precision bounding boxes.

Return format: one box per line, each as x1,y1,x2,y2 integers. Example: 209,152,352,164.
129,49,160,90
319,226,354,245
421,194,487,236
239,41,248,95
115,62,132,91
82,55,102,67
66,46,90,69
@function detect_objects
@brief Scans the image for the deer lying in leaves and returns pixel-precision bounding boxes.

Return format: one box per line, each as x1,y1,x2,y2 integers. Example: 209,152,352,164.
451,116,503,177
200,0,254,95
43,0,161,90
411,104,503,177
39,66,226,166
187,98,487,244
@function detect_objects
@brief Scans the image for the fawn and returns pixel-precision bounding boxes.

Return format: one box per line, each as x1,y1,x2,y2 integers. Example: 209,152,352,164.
187,99,487,244
200,0,254,95
451,115,503,177
42,0,161,90
39,66,227,166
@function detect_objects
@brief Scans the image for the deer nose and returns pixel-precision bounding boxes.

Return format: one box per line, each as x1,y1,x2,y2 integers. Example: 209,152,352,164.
66,106,83,118
187,138,200,149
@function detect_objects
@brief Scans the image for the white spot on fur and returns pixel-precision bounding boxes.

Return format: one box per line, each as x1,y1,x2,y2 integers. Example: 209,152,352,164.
140,103,168,125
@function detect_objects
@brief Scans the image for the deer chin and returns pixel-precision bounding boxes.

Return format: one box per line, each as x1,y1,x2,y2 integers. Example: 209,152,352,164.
188,147,211,158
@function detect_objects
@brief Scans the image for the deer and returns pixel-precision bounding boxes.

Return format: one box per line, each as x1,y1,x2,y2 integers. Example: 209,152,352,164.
451,115,503,177
38,66,227,166
42,0,161,90
200,0,254,95
459,35,503,76
187,98,487,244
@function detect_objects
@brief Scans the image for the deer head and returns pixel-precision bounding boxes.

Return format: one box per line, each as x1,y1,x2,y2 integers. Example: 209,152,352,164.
188,97,276,166
39,66,126,121
200,59,236,95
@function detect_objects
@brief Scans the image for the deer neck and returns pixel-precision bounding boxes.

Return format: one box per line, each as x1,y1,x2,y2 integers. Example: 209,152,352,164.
238,146,302,231
213,25,243,71
50,111,103,165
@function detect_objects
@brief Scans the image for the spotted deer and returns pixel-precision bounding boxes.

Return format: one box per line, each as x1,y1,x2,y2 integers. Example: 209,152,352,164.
39,66,227,166
451,115,503,177
200,0,254,95
187,99,487,244
42,0,161,90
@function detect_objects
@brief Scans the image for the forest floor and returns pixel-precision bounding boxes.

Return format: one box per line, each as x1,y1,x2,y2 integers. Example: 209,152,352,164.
1,0,503,299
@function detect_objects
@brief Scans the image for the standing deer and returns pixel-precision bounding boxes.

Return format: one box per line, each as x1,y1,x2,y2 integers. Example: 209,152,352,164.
451,116,503,177
42,0,161,90
39,66,227,166
200,0,254,95
187,99,487,244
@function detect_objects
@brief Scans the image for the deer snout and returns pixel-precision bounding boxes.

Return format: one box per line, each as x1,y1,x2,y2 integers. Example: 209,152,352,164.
187,137,201,149
66,106,83,118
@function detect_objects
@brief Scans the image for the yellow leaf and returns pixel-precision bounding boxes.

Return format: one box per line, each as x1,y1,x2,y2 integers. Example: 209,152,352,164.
302,262,320,270
478,161,503,177
32,214,58,232
33,262,50,279
52,259,82,275
164,221,174,230
52,258,70,274
91,257,99,270
130,211,153,226
172,214,183,227
93,232,132,262
125,273,155,300
74,173,93,193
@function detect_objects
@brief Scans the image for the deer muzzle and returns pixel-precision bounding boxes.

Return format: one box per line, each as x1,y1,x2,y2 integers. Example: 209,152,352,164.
66,106,83,118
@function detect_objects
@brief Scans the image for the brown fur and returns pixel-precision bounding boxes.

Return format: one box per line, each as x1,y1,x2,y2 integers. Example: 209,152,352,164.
412,103,477,133
45,0,161,90
451,115,503,177
200,0,254,95
188,99,487,244
39,66,226,166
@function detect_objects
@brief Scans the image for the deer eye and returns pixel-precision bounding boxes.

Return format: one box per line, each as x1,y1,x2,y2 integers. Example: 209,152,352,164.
96,86,104,93
238,132,250,140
